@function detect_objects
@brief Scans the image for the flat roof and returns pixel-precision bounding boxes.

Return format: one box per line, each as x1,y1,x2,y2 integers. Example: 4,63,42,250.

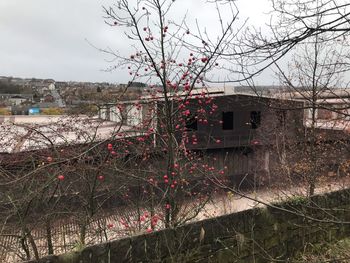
0,115,138,154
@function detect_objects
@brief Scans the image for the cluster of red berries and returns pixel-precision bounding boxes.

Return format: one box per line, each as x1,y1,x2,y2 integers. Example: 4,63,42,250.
107,143,117,155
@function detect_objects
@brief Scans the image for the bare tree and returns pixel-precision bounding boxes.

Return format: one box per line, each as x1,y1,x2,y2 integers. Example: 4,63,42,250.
101,0,242,228
0,0,245,260
266,0,350,196
221,0,350,82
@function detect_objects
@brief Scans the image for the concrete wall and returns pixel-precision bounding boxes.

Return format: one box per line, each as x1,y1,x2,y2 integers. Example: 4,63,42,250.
26,188,350,263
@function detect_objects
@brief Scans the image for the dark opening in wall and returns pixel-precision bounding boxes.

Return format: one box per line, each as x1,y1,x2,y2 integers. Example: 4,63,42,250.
276,110,286,127
222,112,234,130
106,107,111,121
250,111,261,129
185,116,198,130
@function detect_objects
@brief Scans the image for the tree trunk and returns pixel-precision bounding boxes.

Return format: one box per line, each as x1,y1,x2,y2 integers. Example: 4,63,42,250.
24,226,39,260
46,218,54,255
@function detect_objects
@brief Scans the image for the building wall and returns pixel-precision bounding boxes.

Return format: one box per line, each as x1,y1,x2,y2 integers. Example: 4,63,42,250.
183,95,305,150
202,146,271,188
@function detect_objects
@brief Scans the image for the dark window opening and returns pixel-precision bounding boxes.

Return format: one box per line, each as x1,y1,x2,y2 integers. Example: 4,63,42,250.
250,111,261,129
222,112,234,130
276,110,286,127
185,117,198,130
106,107,111,121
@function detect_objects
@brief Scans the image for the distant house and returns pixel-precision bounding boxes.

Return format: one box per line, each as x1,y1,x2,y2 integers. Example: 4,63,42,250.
99,101,145,125
35,102,60,109
42,93,55,103
277,89,350,131
0,94,33,102
0,94,34,106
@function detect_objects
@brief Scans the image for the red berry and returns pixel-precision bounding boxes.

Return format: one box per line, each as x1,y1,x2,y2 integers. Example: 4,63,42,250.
251,140,260,145
57,175,65,181
98,175,105,181
47,156,53,162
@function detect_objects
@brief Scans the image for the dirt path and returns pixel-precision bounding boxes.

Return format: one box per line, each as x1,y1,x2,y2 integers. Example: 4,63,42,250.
196,176,350,220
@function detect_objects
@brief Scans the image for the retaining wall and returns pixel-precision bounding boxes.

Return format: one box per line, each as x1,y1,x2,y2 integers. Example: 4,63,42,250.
27,188,350,262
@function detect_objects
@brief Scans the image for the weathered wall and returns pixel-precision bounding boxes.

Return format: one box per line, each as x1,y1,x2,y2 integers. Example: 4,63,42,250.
26,188,350,263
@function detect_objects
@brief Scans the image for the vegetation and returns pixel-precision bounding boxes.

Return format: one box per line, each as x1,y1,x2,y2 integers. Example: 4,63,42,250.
293,238,350,262
0,81,21,94
40,108,65,115
0,108,11,115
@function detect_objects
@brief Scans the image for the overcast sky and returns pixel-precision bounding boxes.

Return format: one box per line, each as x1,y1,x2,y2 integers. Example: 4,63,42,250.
0,0,271,84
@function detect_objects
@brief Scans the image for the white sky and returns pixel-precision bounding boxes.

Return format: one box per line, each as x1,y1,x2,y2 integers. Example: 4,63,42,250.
0,0,272,84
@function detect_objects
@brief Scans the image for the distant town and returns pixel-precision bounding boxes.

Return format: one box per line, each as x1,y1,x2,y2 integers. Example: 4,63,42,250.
0,76,145,116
